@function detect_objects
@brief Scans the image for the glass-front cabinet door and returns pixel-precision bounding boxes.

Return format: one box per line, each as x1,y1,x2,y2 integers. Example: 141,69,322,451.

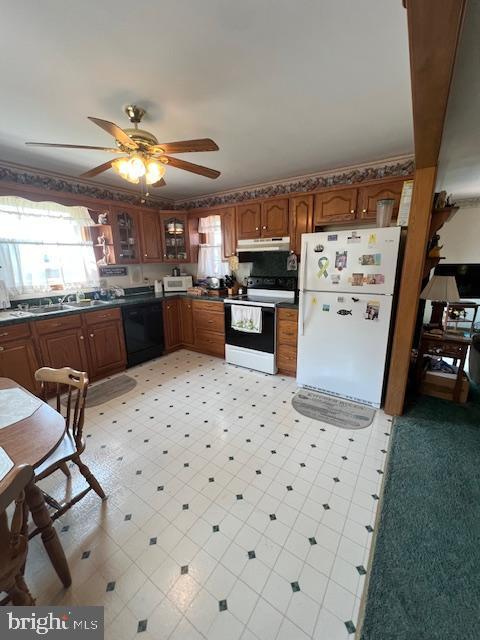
111,209,139,263
160,212,189,262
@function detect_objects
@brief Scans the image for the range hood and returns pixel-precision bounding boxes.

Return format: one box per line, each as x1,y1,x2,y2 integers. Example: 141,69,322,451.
236,237,290,252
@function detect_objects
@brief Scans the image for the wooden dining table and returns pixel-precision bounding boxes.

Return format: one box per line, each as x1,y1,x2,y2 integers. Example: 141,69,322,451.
0,377,71,588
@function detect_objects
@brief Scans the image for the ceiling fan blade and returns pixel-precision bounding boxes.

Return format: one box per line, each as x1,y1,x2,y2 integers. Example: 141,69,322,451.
151,138,219,154
80,159,117,179
88,117,138,150
26,142,124,153
162,156,220,179
150,178,166,188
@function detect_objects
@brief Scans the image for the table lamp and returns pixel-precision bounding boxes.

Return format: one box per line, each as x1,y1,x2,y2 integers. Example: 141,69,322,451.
420,275,460,326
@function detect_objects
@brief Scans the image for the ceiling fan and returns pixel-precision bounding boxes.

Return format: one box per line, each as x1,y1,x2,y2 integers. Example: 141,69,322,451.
26,105,220,188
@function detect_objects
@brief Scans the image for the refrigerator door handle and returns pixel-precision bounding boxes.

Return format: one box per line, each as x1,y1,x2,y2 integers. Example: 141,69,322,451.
299,291,305,337
299,238,308,290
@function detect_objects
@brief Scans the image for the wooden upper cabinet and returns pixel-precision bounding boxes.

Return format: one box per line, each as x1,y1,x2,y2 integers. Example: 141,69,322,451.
220,207,237,258
139,210,163,262
110,209,140,264
236,203,261,240
314,188,358,225
159,211,190,262
357,180,405,220
261,198,289,237
289,195,313,255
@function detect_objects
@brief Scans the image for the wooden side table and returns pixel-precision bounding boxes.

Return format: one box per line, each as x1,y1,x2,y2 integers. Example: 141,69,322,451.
416,332,471,402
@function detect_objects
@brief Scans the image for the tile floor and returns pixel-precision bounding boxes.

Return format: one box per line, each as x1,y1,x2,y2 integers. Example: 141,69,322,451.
26,350,391,640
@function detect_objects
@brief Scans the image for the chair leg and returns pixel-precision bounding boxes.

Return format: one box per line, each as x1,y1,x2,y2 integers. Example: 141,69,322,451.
59,462,71,478
9,575,35,605
72,455,107,500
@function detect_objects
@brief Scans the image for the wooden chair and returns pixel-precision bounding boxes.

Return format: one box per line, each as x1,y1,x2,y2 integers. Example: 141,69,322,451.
0,464,36,605
31,367,106,531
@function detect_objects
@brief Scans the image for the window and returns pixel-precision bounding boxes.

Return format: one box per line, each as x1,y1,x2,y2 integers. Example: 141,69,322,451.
0,197,98,296
197,215,229,279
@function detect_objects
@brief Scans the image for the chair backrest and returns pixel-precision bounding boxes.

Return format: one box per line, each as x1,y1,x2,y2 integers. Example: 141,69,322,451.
35,367,89,446
0,465,33,572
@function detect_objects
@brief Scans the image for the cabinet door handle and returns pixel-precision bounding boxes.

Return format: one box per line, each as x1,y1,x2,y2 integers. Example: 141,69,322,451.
262,226,267,230
0,346,4,352
144,254,148,257
255,227,259,231
89,333,94,338
80,335,84,340
0,332,9,337
362,208,367,213
350,209,355,214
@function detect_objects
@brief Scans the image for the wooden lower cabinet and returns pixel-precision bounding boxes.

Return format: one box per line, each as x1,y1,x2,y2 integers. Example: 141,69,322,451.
192,300,225,357
85,317,126,380
36,316,90,374
34,308,126,382
0,324,39,393
163,298,182,350
276,307,298,376
180,298,195,347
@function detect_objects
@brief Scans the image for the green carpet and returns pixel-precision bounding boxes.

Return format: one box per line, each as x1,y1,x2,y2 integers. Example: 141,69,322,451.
360,386,480,640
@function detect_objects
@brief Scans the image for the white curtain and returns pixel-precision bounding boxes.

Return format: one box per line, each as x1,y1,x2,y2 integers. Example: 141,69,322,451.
0,197,99,296
197,215,229,279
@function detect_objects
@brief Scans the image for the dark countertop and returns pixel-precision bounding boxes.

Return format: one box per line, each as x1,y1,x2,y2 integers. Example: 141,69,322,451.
0,291,299,327
0,292,229,327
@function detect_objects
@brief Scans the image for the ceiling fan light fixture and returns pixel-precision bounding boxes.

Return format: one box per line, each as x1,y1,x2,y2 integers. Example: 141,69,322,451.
145,158,166,185
129,154,146,180
112,155,147,183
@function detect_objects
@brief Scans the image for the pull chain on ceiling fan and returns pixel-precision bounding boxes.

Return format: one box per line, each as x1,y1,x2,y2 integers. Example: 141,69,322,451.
26,105,221,189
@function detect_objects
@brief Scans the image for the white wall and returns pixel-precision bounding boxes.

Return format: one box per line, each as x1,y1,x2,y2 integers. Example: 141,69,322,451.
438,204,480,263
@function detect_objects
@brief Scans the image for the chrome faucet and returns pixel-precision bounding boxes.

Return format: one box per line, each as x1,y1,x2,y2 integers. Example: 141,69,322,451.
40,297,53,306
59,294,75,304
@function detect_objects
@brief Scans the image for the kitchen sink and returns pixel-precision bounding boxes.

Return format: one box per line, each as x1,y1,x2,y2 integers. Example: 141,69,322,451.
29,304,72,314
65,300,109,308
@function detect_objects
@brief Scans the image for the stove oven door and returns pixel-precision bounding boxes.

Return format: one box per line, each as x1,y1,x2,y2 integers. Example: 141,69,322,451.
224,304,275,353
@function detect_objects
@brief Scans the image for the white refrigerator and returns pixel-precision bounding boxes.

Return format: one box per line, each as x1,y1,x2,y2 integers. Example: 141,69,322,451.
296,226,401,407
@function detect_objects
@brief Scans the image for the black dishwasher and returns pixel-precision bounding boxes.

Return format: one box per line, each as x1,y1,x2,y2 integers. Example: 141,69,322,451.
122,303,165,367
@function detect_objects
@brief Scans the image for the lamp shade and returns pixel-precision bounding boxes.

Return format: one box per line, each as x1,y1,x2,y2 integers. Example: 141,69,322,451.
420,275,460,302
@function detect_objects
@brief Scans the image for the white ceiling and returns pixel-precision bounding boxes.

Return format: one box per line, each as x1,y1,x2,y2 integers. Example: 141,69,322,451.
0,0,413,200
437,0,480,199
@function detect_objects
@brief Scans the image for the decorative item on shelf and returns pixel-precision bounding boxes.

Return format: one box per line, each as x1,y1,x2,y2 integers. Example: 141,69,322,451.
376,198,395,227
433,191,456,211
433,190,448,210
420,275,460,328
427,233,443,258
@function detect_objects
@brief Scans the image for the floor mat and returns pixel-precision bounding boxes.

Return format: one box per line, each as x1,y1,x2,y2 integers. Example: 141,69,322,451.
62,374,137,407
359,385,480,640
292,388,375,429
